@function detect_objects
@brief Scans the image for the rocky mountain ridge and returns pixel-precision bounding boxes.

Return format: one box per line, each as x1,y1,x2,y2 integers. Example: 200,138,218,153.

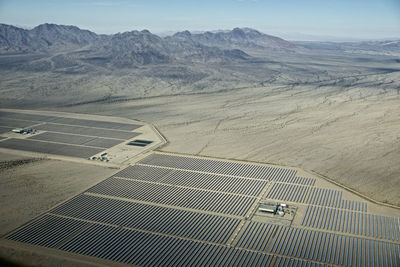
0,23,298,67
171,27,296,51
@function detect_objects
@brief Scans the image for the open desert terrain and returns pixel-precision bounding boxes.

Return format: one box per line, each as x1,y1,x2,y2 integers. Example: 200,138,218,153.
53,52,400,207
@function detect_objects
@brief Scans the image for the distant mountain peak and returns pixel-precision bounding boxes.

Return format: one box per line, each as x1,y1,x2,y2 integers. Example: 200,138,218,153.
231,28,246,38
170,27,296,52
173,30,192,38
0,23,99,52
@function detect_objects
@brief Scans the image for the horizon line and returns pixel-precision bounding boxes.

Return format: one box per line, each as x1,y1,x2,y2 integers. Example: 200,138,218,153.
1,22,399,42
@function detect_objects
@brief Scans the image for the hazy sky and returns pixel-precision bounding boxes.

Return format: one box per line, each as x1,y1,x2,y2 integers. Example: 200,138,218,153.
0,0,399,40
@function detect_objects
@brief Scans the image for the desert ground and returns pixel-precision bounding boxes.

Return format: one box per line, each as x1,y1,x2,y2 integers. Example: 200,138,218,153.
0,151,116,236
54,68,400,207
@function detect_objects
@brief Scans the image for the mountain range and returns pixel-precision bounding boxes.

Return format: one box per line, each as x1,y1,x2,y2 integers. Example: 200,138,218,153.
0,23,297,68
170,27,296,51
0,22,399,108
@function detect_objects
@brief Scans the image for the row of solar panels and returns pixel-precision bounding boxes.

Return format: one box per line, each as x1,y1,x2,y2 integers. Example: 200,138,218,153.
139,153,300,182
51,194,240,244
266,182,367,211
6,214,329,267
234,221,399,266
139,153,319,187
7,211,399,267
302,205,400,241
87,178,256,217
4,153,398,266
0,111,141,131
0,112,144,158
113,164,268,197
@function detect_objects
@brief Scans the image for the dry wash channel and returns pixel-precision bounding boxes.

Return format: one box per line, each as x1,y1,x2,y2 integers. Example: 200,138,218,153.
2,149,400,266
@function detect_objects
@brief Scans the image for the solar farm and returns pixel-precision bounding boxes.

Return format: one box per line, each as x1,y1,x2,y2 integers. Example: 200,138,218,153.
2,148,400,266
0,109,399,266
0,110,163,163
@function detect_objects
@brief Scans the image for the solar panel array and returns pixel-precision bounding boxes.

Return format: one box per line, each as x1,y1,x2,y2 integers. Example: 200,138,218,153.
34,123,139,140
0,111,143,158
341,199,368,212
232,220,400,266
139,153,299,181
0,111,58,122
5,215,89,248
302,205,400,241
307,188,343,208
47,117,141,131
3,152,400,267
87,178,255,217
51,194,240,244
269,227,399,266
0,138,104,158
266,183,311,203
6,214,329,267
29,132,123,149
112,165,174,182
0,117,39,128
265,182,368,211
234,221,279,251
0,111,142,130
113,165,268,196
60,223,273,267
0,126,13,134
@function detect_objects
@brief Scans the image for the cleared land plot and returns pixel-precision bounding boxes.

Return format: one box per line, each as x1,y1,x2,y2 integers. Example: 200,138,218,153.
35,123,140,140
87,178,256,217
0,138,103,158
302,205,400,241
139,153,298,181
51,194,240,244
50,117,142,131
0,111,58,122
28,132,122,149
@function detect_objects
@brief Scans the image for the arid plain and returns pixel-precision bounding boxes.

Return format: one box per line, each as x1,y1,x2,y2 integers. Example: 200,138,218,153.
56,56,400,208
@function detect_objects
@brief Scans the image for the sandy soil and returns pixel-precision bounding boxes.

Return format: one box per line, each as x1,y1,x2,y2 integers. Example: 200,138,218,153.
0,152,116,236
60,72,400,207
